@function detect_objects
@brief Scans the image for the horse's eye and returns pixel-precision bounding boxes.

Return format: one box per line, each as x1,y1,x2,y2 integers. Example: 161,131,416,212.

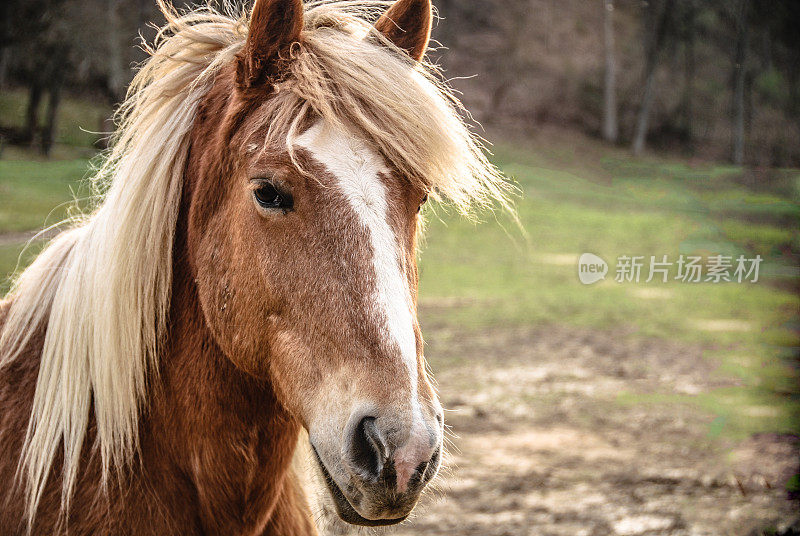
417,194,428,213
253,182,293,211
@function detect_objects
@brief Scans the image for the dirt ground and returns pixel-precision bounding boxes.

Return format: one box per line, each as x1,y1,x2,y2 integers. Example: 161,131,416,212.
322,323,799,536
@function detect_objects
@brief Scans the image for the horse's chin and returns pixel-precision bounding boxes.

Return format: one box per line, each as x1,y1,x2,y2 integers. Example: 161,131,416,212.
310,445,409,527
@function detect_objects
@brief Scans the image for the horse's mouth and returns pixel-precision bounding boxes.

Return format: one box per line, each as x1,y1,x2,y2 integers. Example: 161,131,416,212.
310,445,409,526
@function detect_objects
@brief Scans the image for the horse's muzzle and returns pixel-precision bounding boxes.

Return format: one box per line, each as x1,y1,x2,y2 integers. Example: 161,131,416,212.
310,409,443,525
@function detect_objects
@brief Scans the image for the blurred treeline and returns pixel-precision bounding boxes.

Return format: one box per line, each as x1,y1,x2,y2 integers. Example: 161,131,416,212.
1,0,799,166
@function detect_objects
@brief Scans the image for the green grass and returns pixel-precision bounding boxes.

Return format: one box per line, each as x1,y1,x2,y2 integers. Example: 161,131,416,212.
420,162,798,341
0,123,797,440
0,159,92,233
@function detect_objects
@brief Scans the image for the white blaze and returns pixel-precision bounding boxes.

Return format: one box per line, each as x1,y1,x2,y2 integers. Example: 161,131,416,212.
295,121,419,394
297,120,434,492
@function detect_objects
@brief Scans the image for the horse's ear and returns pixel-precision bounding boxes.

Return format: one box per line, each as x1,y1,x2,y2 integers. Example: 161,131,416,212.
236,0,304,89
374,0,432,62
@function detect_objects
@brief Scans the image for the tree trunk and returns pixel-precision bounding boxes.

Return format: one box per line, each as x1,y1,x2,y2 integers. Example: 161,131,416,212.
41,84,61,156
602,0,618,142
632,67,657,155
41,52,66,156
24,82,43,145
0,47,10,89
681,0,695,148
787,64,800,126
107,0,127,102
0,0,10,89
732,0,749,166
631,0,675,156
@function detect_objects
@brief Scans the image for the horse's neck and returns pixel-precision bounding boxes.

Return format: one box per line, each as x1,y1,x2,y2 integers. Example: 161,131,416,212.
145,253,313,534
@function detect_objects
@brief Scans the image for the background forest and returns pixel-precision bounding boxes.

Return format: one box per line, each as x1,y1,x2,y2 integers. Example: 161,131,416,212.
1,0,799,165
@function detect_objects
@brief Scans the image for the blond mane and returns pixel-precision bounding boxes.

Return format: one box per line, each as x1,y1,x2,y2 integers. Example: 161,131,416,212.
0,0,511,527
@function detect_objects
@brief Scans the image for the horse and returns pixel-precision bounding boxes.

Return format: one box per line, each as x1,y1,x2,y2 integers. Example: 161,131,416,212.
0,0,511,533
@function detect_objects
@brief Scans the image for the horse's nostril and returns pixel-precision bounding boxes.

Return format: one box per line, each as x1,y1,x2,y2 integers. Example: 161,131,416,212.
350,416,388,478
430,445,441,466
422,445,441,483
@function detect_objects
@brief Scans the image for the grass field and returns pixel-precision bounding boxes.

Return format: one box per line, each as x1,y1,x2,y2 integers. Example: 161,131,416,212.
0,159,93,233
